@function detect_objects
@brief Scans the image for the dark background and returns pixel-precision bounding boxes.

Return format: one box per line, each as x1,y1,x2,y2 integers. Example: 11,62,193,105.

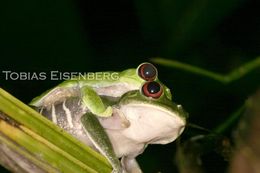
1,0,260,172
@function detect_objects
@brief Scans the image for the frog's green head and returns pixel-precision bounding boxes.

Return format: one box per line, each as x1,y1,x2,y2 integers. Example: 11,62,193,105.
117,81,188,144
120,62,173,100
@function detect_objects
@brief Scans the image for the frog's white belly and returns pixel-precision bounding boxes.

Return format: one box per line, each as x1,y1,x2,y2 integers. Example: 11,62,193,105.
36,98,145,158
58,116,146,158
65,123,146,158
105,129,146,158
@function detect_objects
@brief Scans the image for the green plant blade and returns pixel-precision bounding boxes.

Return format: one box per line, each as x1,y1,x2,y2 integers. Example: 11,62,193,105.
0,88,112,173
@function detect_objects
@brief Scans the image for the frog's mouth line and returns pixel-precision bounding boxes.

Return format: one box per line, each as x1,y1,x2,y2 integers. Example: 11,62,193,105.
149,125,186,144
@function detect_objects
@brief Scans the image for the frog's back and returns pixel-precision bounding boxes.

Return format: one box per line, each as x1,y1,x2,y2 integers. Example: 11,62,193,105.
29,69,140,108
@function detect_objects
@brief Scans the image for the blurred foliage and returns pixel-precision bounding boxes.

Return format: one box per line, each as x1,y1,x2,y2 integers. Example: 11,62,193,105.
1,0,260,172
229,90,260,173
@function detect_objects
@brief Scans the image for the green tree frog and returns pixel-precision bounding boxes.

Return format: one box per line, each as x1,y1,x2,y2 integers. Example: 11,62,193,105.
33,80,187,173
30,63,172,118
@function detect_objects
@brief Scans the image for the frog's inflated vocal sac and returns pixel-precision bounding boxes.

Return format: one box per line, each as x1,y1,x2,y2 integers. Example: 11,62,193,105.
30,63,187,173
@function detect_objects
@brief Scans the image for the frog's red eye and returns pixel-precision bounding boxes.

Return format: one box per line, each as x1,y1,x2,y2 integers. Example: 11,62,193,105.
138,63,157,81
142,81,163,99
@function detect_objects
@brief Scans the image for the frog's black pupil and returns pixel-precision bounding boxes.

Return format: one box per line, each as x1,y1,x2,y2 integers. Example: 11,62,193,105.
147,82,161,94
143,64,156,78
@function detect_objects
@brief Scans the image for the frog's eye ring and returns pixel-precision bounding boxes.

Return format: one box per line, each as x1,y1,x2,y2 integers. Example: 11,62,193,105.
138,63,157,81
142,81,163,99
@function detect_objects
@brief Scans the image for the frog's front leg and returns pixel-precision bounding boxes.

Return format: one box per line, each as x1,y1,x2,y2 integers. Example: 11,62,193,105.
81,86,113,117
121,157,142,173
81,112,123,173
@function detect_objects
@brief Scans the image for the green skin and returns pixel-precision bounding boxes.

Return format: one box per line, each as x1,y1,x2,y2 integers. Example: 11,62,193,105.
30,63,172,117
81,90,187,173
29,63,184,173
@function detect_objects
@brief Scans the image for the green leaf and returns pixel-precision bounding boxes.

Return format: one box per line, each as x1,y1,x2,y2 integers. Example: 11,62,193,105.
0,88,112,173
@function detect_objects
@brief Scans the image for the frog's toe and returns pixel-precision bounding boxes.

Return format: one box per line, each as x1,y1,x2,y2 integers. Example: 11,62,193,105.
111,167,124,173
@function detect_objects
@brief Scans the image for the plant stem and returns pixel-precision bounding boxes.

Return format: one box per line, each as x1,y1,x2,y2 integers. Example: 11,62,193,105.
151,57,260,83
213,104,245,134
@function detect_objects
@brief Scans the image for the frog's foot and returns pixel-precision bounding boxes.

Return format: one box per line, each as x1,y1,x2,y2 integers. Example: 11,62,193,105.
111,167,123,173
121,157,142,173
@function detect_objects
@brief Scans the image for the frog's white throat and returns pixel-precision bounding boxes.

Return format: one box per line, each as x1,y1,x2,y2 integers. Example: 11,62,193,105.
119,103,186,145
